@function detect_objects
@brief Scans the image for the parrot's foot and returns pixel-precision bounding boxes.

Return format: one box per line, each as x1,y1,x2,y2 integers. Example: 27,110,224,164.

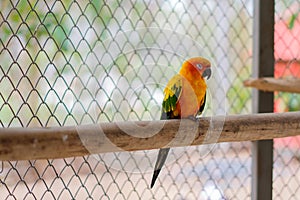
187,115,199,122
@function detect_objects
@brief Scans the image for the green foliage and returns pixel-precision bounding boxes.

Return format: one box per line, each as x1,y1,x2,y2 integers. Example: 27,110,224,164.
288,94,300,111
276,92,300,111
227,66,251,114
288,13,298,29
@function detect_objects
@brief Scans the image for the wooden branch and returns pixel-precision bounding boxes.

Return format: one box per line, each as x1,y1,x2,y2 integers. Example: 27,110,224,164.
244,77,300,93
0,112,300,161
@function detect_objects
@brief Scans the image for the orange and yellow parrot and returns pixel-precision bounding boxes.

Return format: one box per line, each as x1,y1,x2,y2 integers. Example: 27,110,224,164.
150,57,211,188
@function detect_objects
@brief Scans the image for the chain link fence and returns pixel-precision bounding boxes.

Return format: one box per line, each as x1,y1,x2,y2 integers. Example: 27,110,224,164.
274,0,300,199
0,0,291,199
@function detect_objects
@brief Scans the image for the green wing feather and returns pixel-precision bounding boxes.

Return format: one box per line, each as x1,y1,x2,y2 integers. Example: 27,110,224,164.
161,74,182,119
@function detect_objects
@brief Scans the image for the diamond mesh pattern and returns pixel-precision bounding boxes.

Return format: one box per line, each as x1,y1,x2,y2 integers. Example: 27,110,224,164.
0,0,253,199
274,0,300,199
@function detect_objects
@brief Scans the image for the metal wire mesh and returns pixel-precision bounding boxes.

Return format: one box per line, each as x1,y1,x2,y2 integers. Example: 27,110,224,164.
274,0,300,199
0,0,254,199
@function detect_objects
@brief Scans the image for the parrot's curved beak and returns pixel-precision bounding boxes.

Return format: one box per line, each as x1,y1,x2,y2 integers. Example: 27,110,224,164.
202,68,211,80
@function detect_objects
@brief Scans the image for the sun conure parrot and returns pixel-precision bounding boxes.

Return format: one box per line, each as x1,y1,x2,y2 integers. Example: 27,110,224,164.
150,57,212,188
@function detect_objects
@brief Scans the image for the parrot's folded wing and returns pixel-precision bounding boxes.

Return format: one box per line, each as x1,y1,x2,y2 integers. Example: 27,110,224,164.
162,74,182,118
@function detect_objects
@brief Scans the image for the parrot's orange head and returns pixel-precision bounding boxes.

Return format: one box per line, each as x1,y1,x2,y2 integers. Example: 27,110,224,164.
180,57,212,80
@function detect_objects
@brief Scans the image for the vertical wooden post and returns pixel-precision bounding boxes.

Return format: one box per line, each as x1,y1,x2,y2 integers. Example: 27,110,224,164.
251,0,274,200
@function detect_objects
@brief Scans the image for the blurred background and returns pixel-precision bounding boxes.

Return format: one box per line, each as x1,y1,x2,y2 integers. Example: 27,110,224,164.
0,0,299,199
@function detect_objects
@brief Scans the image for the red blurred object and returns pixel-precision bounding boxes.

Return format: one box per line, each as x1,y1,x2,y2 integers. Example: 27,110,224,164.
274,14,300,79
274,12,300,149
275,60,300,78
275,15,300,62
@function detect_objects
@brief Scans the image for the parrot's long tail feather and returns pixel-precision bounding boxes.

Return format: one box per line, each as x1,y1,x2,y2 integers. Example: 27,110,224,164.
150,148,170,188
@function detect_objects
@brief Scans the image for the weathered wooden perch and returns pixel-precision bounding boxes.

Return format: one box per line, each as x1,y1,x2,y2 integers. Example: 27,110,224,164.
0,112,299,161
244,77,300,93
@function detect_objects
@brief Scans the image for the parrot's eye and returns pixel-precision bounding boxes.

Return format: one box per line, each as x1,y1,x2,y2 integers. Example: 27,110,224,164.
196,63,203,70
